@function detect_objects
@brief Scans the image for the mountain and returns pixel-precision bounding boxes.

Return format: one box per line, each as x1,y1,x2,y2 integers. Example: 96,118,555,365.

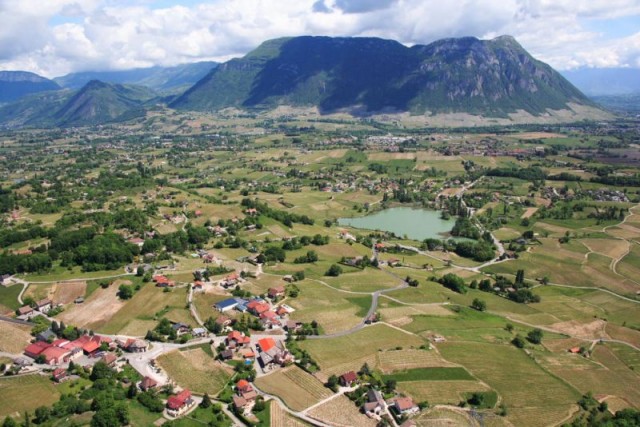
0,71,61,103
171,35,594,116
562,68,640,96
0,80,157,128
54,80,157,127
54,62,218,93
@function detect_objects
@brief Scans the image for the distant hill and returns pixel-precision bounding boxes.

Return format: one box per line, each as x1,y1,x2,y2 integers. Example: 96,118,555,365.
562,68,640,96
0,80,157,128
54,62,218,93
171,35,594,117
0,71,61,103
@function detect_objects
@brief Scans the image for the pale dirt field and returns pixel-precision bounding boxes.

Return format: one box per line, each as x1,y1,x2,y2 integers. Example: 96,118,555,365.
580,239,630,260
549,319,608,340
57,282,127,331
307,395,376,427
367,152,416,161
520,207,539,219
607,224,640,239
513,132,565,140
379,305,453,329
0,322,33,354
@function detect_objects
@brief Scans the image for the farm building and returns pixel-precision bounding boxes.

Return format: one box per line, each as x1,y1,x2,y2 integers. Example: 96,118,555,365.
166,389,195,417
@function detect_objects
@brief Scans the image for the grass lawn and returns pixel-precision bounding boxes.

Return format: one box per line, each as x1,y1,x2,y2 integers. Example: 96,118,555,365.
382,367,474,382
0,375,61,418
157,348,233,396
0,284,23,312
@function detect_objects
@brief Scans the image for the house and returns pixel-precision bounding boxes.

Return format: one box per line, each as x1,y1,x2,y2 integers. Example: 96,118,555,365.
387,258,401,267
166,389,195,417
41,346,71,365
192,281,204,291
24,341,51,359
226,331,251,349
17,305,35,319
120,338,148,353
247,301,270,316
128,238,145,248
192,327,207,337
393,397,419,415
364,389,385,416
35,299,52,314
282,275,294,283
268,286,286,299
215,315,233,328
220,272,241,288
257,338,292,368
172,322,191,336
220,349,234,360
0,274,12,286
52,368,68,382
82,340,101,356
285,320,303,333
36,329,57,342
214,298,239,313
240,348,256,360
568,347,582,354
244,208,258,216
232,395,248,411
101,353,118,367
340,371,358,387
236,379,254,395
139,376,158,391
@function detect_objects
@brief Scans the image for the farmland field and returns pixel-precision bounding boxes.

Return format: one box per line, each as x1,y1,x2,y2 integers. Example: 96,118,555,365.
269,399,309,427
0,321,32,354
438,342,580,426
382,367,474,382
307,395,376,427
254,366,332,411
377,348,455,372
398,380,492,406
157,348,233,395
0,375,61,418
299,324,424,381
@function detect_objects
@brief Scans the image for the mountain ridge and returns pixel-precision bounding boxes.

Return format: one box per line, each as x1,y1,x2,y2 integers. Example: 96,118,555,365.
0,71,61,103
171,35,594,117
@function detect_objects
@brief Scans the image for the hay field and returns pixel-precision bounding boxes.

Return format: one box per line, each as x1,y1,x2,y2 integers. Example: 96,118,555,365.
57,283,126,331
157,348,232,395
26,281,87,305
269,400,308,427
0,375,61,418
0,322,32,354
307,395,376,427
255,366,331,412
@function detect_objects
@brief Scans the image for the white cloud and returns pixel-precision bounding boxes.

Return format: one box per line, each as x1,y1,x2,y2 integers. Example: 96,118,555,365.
0,0,638,77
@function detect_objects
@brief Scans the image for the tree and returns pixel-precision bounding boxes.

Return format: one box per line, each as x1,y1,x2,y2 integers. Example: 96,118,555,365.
127,383,137,399
515,269,525,285
526,328,544,344
505,323,514,333
2,417,17,427
325,264,342,277
200,393,212,409
471,298,486,312
117,285,133,300
34,407,50,424
511,335,525,349
326,375,339,392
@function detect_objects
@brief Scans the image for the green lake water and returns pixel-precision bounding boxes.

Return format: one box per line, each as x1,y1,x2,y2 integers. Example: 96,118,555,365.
338,207,453,241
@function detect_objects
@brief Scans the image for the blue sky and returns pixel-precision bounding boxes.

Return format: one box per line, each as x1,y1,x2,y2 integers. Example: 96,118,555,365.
1,0,639,77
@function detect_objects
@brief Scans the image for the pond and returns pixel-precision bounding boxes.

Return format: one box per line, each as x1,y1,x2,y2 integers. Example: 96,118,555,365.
338,207,454,241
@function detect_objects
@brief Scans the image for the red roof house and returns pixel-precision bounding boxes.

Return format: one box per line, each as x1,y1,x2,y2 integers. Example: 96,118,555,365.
257,337,276,353
24,341,51,358
166,389,193,415
340,371,358,387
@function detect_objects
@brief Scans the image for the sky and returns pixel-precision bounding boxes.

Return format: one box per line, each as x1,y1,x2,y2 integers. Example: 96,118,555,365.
0,0,639,77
